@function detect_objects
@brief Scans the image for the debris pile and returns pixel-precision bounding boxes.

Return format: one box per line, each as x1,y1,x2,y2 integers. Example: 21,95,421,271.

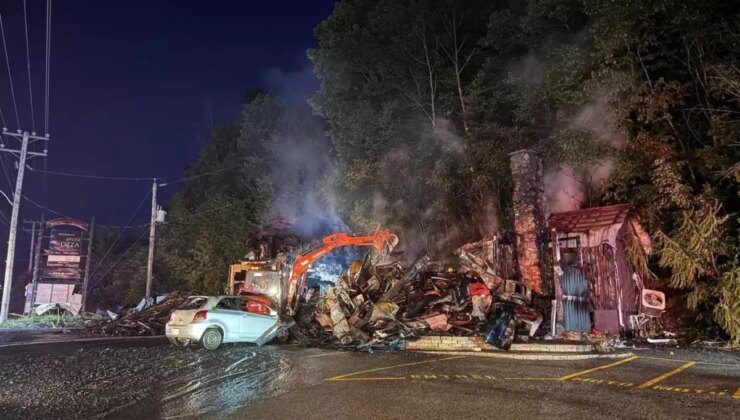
85,292,195,336
295,238,543,350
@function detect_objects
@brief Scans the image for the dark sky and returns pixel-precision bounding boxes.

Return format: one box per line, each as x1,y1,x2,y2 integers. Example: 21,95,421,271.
0,0,336,265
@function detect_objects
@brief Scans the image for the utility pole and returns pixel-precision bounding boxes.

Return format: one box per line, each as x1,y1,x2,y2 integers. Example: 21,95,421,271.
27,215,45,315
0,130,48,322
23,219,38,272
80,218,94,312
145,180,157,298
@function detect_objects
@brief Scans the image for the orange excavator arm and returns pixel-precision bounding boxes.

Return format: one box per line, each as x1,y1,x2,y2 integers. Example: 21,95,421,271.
285,230,399,313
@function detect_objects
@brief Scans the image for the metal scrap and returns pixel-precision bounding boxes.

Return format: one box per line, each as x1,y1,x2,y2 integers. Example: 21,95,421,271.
301,236,543,351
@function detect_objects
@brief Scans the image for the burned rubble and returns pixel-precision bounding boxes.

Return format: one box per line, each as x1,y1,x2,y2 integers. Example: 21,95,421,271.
83,292,197,336
292,236,544,351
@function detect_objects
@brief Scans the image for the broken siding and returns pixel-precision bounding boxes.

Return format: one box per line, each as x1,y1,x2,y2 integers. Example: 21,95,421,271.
549,204,652,333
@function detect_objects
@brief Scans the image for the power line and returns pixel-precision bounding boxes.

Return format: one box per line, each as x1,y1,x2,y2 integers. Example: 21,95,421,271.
22,193,62,215
0,10,20,129
26,166,156,181
87,188,151,280
97,222,150,230
26,165,238,185
20,195,152,231
86,228,148,292
0,145,14,190
23,0,35,132
44,0,51,135
158,166,240,187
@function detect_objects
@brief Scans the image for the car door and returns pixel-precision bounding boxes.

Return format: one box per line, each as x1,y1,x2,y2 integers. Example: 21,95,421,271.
214,297,245,341
238,297,278,342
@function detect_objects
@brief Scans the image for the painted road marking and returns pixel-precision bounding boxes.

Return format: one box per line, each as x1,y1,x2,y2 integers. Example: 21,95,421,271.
559,355,639,381
639,356,740,368
638,361,696,389
325,355,466,382
324,355,737,401
306,351,352,358
570,377,736,399
410,373,497,380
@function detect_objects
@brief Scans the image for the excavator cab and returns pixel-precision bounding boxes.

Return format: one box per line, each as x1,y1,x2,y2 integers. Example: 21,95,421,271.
228,230,398,316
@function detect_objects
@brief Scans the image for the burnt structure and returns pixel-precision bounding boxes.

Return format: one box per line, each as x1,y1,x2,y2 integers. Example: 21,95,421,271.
509,150,552,295
548,204,652,334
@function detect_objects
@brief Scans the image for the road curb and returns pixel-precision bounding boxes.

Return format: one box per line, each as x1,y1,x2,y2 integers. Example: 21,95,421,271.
0,335,165,349
404,336,595,353
0,327,85,332
414,350,635,361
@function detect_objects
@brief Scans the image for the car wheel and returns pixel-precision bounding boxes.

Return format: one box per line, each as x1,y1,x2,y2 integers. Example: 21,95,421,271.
169,337,191,348
201,328,223,350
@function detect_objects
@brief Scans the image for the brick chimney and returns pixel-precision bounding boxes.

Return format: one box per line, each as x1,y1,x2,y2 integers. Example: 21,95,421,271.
509,150,552,295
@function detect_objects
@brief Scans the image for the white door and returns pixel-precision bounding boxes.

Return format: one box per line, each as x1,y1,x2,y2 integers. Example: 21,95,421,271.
238,298,278,342
214,297,246,341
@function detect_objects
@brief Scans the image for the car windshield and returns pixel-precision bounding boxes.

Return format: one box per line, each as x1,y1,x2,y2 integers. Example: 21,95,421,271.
179,296,208,310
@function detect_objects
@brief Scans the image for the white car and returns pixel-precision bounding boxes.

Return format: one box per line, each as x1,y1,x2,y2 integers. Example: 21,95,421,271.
165,294,282,350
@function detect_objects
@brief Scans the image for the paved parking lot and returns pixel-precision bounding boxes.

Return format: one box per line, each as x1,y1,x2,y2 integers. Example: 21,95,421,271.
245,349,740,419
1,338,738,419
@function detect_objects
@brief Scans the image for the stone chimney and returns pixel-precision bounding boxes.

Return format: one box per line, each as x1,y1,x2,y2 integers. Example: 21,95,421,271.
509,150,552,295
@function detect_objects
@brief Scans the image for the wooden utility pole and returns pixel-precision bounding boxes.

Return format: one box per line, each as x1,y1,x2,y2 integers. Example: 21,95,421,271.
23,219,38,272
0,130,48,322
145,180,157,298
80,218,94,312
27,215,45,315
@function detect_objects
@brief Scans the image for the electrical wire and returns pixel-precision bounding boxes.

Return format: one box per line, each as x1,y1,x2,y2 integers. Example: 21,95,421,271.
0,208,9,225
26,166,156,181
158,166,240,187
22,194,63,215
0,144,14,190
44,0,51,134
86,228,149,292
161,198,259,229
96,222,150,230
87,188,151,280
0,10,20,129
23,0,35,132
25,165,237,185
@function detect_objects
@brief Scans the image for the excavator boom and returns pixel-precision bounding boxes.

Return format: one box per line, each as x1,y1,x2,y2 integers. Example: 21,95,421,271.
285,230,398,313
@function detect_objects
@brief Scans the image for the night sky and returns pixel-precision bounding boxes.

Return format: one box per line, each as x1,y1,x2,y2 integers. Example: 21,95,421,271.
0,1,336,264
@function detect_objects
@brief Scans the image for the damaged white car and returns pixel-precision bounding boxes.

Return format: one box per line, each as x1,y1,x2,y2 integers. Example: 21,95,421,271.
165,294,283,350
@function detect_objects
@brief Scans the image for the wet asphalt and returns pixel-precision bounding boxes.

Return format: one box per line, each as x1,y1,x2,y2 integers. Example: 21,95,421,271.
0,336,738,419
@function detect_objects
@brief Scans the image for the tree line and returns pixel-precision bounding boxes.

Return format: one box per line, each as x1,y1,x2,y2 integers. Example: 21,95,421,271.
89,1,737,342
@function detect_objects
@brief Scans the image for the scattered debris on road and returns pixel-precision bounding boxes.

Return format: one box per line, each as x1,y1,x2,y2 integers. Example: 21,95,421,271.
84,292,197,336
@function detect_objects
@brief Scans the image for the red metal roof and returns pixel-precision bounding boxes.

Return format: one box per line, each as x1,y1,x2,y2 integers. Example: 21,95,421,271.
548,204,633,233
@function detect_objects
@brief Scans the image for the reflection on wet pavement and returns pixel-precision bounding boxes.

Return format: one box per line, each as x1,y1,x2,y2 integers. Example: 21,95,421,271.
0,342,309,419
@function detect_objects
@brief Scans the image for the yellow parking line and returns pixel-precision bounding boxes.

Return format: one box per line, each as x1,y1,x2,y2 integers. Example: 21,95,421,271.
306,351,351,358
733,388,740,399
559,355,639,381
329,377,407,381
640,356,740,368
638,361,696,389
326,355,466,382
